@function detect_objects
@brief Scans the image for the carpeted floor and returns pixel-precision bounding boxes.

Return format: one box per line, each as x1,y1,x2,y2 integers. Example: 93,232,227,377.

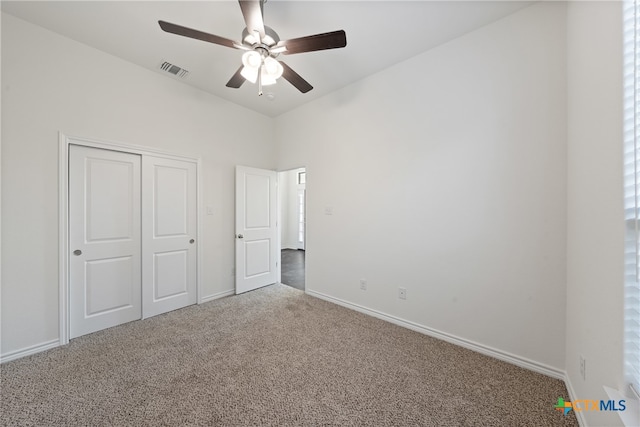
1,284,578,426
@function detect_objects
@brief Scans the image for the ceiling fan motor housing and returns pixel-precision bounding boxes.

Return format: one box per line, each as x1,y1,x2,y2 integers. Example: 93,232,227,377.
242,26,281,58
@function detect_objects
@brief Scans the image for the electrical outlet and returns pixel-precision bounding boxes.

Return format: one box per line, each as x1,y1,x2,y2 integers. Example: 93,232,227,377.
579,355,586,380
360,279,367,290
398,287,407,300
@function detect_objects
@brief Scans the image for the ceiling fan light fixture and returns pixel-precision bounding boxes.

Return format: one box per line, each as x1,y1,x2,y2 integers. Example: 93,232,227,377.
242,50,262,69
240,65,258,84
263,57,283,79
260,70,277,86
241,52,282,87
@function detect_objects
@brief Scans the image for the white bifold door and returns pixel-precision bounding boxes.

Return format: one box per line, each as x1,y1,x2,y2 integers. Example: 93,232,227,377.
69,145,197,339
235,166,277,294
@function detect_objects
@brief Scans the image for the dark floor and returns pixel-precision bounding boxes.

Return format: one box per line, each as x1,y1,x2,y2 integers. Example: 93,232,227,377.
281,249,305,291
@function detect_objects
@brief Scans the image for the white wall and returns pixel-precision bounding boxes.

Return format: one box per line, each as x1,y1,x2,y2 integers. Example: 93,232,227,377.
276,2,568,372
279,168,304,249
566,2,626,426
1,13,276,357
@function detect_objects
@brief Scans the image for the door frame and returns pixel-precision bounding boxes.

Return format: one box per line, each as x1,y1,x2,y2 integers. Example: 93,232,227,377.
58,133,202,346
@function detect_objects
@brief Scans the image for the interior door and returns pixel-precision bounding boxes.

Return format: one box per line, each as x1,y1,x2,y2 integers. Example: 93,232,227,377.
69,145,142,338
142,156,197,318
235,166,278,294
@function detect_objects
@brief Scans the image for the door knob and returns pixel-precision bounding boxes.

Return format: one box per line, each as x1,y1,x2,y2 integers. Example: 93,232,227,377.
73,249,82,256
189,239,195,244
237,234,244,239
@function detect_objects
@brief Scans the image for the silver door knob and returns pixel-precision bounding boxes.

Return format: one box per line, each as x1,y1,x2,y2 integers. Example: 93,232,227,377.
237,234,244,239
189,239,195,244
73,249,82,256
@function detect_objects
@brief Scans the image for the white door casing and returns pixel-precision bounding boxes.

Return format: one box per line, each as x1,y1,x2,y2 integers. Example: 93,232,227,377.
235,166,278,294
297,188,306,250
142,156,197,318
69,145,142,338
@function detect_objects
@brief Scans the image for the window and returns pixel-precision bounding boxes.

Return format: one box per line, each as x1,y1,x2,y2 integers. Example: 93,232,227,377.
623,0,640,396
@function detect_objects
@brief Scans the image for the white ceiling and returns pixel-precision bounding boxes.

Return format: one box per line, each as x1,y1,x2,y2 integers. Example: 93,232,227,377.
2,1,533,117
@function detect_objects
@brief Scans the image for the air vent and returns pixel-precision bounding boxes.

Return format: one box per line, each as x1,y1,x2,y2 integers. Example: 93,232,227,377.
158,61,189,78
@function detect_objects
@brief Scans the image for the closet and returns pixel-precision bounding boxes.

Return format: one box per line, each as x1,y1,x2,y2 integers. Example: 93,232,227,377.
68,144,197,338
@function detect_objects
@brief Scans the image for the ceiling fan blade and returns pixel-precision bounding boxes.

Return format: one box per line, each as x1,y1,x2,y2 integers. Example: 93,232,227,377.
282,30,347,55
159,20,239,49
226,66,246,88
280,62,313,93
238,0,265,40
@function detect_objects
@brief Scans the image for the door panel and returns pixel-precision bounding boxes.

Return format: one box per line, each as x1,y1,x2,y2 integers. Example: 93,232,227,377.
85,256,135,316
245,239,271,277
69,145,142,338
154,166,189,236
86,161,136,241
153,250,188,299
142,156,197,318
236,166,277,294
245,173,271,227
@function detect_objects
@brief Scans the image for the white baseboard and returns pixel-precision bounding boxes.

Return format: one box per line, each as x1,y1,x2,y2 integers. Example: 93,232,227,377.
200,289,234,304
3,290,235,364
3,292,235,364
2,289,566,385
1,339,60,364
306,289,565,380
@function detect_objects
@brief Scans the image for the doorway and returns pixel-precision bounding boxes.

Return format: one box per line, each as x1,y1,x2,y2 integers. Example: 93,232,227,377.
278,168,306,291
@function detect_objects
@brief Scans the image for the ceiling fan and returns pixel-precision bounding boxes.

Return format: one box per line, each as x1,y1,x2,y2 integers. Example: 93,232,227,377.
158,0,347,96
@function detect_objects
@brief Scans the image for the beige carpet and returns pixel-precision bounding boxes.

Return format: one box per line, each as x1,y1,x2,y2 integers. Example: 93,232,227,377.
1,284,578,426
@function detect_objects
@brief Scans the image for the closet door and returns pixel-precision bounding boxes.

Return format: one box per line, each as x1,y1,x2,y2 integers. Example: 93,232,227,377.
142,156,197,318
69,145,142,338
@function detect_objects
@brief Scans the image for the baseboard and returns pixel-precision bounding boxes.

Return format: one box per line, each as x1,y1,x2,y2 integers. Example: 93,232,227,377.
306,289,565,380
564,375,587,426
200,289,234,304
2,290,565,381
0,339,60,364
3,292,235,364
